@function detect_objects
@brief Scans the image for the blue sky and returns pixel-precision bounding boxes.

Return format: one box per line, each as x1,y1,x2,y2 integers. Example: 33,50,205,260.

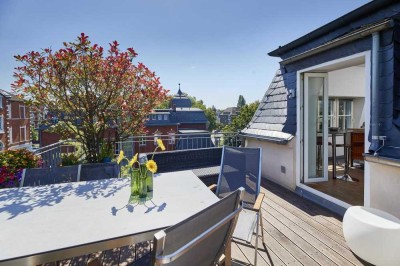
0,0,370,109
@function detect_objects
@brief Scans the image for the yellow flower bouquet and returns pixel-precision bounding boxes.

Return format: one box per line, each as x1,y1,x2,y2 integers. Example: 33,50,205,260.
117,138,166,202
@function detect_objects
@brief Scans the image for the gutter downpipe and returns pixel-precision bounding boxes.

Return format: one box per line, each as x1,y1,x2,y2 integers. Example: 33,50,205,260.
369,32,381,154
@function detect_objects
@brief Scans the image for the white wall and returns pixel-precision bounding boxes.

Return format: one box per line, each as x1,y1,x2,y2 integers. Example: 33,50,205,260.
353,98,365,128
246,137,297,190
328,66,365,97
369,162,400,218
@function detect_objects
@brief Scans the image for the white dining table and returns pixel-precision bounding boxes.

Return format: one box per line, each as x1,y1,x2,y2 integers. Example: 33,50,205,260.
0,170,219,265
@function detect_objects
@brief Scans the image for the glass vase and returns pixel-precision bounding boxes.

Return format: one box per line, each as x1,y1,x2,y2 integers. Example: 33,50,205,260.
146,170,153,200
138,175,148,199
130,169,140,202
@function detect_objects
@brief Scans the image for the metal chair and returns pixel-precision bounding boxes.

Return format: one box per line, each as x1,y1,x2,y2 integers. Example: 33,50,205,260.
20,165,80,187
153,188,244,266
210,146,265,266
79,162,119,181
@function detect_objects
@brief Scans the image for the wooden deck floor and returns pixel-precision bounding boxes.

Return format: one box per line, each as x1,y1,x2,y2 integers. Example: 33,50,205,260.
52,179,369,266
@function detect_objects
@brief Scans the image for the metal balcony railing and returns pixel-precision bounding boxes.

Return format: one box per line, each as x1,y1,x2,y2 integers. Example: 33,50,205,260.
33,132,242,167
115,132,241,158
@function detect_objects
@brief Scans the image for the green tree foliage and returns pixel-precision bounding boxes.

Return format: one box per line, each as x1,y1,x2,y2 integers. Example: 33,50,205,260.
224,101,259,132
155,95,172,109
237,95,246,109
205,108,218,131
187,95,206,110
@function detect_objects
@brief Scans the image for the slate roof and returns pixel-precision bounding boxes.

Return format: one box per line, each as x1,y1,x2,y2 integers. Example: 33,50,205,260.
221,107,239,115
241,69,294,143
175,108,207,124
146,108,207,126
171,96,192,108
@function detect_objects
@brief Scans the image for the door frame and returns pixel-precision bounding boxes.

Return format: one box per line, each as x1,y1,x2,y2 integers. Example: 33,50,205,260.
295,51,371,209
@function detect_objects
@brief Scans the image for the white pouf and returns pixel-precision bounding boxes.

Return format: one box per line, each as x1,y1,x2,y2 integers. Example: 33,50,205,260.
343,206,400,266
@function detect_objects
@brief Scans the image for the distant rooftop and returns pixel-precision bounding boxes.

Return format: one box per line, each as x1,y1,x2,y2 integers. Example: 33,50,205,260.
171,84,192,108
0,89,24,102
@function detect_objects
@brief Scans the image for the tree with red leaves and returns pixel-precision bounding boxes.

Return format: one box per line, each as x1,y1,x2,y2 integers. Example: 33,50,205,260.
13,33,168,163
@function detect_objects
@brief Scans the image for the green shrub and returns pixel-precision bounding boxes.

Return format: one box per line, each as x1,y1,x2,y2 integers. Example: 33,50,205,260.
61,153,81,166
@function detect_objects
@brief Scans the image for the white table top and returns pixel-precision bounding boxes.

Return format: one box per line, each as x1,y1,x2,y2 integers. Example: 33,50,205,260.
0,170,218,264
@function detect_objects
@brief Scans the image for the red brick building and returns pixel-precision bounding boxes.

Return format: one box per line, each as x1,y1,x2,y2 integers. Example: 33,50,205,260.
131,89,209,154
0,90,31,151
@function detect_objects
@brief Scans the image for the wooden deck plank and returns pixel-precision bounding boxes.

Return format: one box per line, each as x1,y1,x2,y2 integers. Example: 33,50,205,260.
249,233,287,266
57,259,72,266
118,245,136,266
265,212,336,265
101,248,121,266
264,198,363,265
233,239,271,266
134,241,152,261
231,242,251,266
263,190,348,249
263,180,345,227
265,202,354,266
261,217,319,266
256,228,301,266
262,181,344,237
69,254,90,266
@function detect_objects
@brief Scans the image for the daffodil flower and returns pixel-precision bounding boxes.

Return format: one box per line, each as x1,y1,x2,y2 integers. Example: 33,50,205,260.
128,153,138,167
157,138,166,151
117,150,124,164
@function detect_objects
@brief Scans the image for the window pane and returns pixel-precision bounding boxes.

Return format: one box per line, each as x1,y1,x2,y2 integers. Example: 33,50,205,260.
339,100,344,115
338,116,344,131
345,100,352,115
345,116,352,129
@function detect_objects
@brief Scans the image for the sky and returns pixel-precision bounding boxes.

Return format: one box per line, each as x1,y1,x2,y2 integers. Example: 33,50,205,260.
0,0,371,109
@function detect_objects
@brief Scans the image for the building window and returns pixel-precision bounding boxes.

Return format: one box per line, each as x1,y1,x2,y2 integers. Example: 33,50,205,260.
168,132,175,145
0,115,4,132
157,115,162,120
139,135,146,146
337,99,353,130
7,104,11,118
318,98,353,132
19,105,25,119
0,141,3,151
0,95,3,109
164,114,168,120
151,114,156,120
20,126,26,142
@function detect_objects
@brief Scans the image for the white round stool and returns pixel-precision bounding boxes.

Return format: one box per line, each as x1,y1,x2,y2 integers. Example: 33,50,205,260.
343,206,400,266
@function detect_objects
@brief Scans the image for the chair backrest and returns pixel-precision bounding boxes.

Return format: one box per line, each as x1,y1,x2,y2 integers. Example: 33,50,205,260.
20,165,80,187
216,146,262,209
154,188,244,266
79,162,119,181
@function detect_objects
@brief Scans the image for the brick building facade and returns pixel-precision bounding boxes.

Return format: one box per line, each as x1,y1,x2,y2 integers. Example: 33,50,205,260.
0,90,31,151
